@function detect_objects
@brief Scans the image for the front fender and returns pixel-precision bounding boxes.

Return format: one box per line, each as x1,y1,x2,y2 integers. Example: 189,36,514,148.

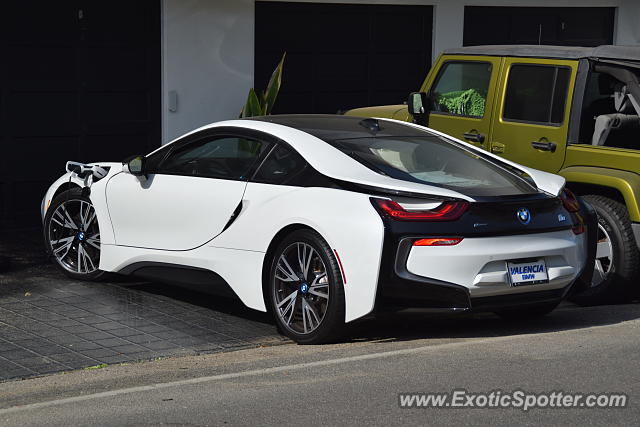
560,166,640,222
42,162,122,245
41,172,85,221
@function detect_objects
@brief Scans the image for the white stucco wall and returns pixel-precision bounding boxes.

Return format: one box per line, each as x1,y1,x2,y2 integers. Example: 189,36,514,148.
162,0,254,142
162,0,640,142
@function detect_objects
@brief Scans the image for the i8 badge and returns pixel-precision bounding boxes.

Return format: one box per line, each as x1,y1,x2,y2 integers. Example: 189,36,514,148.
517,208,531,224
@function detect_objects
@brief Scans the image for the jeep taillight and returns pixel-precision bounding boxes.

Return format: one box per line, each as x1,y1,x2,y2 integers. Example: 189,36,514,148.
372,198,469,221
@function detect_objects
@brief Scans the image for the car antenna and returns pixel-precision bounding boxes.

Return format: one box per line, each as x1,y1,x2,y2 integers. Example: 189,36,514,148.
359,118,382,134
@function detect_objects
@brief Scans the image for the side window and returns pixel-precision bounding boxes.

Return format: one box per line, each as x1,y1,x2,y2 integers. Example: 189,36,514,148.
579,69,640,149
144,145,171,172
252,144,306,185
429,61,492,118
158,136,268,180
503,65,571,125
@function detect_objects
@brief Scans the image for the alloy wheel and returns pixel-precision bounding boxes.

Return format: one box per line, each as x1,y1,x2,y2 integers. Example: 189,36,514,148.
273,242,330,334
48,199,101,274
591,223,613,288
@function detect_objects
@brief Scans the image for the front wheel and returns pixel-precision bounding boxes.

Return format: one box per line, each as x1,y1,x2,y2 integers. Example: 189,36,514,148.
44,188,106,281
268,229,345,344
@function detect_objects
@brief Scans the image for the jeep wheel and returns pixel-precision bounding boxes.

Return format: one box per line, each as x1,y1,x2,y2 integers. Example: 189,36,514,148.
571,195,640,305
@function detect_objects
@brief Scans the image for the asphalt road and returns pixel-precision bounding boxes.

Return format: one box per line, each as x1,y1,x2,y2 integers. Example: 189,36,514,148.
1,303,639,426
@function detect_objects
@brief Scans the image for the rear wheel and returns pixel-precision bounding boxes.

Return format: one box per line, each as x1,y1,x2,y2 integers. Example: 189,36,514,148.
44,188,106,281
268,229,345,344
571,195,639,305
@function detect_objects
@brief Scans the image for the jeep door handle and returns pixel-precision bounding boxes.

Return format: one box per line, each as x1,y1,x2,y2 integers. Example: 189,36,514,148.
531,141,557,152
463,132,485,143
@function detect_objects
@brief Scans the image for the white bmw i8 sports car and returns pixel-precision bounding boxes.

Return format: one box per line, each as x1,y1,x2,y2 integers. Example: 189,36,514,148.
42,115,596,344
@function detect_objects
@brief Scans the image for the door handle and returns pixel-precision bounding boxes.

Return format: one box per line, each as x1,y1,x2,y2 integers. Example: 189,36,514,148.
463,132,485,143
531,141,557,152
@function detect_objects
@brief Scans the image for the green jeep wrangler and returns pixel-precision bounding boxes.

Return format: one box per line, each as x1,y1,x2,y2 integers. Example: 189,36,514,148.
346,45,640,304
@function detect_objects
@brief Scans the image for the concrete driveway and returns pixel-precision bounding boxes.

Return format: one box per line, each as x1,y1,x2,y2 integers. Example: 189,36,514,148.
0,229,285,381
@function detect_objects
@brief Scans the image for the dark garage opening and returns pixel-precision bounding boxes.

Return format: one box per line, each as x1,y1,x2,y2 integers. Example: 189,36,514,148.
0,1,161,229
255,1,433,115
464,7,615,47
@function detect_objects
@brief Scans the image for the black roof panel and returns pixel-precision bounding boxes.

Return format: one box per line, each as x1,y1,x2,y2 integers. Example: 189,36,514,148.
247,114,428,141
443,45,640,62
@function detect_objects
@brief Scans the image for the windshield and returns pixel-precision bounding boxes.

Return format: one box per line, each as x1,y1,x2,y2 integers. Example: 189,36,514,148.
331,136,536,196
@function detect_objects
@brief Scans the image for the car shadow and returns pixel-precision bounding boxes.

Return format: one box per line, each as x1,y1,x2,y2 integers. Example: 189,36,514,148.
123,280,275,325
343,301,640,343
127,278,640,345
0,228,49,275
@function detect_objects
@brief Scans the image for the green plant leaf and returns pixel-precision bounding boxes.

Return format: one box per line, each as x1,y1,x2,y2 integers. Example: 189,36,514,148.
240,88,264,118
262,52,286,115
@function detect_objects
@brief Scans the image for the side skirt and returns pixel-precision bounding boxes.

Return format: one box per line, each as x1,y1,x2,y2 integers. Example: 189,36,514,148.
118,262,238,298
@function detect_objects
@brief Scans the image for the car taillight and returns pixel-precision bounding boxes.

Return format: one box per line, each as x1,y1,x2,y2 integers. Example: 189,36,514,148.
572,223,585,235
560,188,580,213
560,188,585,234
413,237,463,246
372,199,469,221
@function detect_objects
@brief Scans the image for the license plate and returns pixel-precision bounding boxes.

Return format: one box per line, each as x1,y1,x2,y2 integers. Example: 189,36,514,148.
507,258,549,287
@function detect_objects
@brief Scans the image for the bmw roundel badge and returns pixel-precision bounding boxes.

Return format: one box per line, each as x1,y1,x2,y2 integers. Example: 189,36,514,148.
517,208,531,225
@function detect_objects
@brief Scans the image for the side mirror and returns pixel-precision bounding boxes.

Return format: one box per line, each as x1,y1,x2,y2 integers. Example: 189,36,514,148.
122,155,146,176
407,92,430,126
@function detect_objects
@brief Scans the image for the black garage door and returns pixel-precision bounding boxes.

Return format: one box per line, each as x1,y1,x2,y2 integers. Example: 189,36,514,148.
0,1,160,228
255,1,432,115
464,7,615,47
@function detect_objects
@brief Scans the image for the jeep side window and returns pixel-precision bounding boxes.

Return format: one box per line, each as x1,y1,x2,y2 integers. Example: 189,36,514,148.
429,62,492,118
580,69,640,150
503,65,570,126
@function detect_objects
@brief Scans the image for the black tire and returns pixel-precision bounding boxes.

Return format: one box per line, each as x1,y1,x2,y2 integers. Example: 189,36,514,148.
44,188,107,281
570,195,640,305
494,301,559,320
268,229,345,344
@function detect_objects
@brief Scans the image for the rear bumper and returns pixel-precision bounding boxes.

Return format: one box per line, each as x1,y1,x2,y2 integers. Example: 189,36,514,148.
405,230,584,299
376,228,593,313
470,286,571,312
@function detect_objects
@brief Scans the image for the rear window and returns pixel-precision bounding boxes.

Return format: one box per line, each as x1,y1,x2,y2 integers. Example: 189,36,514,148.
330,136,536,197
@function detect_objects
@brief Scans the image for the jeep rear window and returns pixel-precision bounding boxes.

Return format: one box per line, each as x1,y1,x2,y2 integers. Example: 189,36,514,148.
429,61,492,118
503,65,571,125
331,136,537,197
